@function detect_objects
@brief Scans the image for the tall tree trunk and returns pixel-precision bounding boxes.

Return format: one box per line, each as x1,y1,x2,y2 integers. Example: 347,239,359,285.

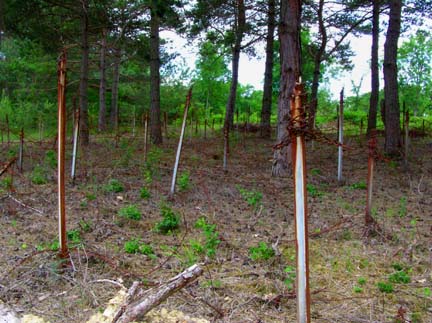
260,0,276,139
367,0,380,135
98,28,107,132
383,0,402,155
272,0,302,177
309,0,326,130
224,0,246,131
110,46,121,130
79,0,90,146
149,6,162,145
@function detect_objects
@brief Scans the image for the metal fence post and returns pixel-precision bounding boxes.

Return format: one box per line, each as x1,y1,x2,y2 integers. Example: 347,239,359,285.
338,88,344,184
170,88,192,195
291,81,311,323
57,50,68,259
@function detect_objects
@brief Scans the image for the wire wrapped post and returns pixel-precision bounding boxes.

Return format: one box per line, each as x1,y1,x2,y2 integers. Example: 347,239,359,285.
290,81,311,323
57,50,69,259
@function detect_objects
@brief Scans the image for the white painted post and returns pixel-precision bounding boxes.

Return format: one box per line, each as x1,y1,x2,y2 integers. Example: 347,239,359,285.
338,88,344,184
71,108,79,182
170,88,192,195
291,81,311,323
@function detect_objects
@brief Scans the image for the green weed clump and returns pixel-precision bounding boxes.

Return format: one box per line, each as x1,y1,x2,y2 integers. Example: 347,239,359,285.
124,239,155,258
104,179,124,193
349,181,367,190
118,205,141,220
306,184,323,197
178,171,191,192
284,266,296,290
377,281,394,293
155,205,180,234
0,176,13,190
194,217,220,258
44,150,57,168
140,186,151,199
249,241,275,261
388,270,411,284
30,165,47,185
237,185,263,209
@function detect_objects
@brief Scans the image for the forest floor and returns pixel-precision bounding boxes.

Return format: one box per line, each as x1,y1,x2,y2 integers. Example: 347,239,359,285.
0,127,431,323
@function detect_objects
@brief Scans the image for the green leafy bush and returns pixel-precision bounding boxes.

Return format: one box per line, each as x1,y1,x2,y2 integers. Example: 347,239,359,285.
284,266,296,290
118,205,141,220
249,241,275,261
155,205,180,234
104,179,124,193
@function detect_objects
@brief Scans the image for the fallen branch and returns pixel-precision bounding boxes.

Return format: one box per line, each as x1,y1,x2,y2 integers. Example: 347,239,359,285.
7,194,44,216
114,264,203,323
0,157,17,178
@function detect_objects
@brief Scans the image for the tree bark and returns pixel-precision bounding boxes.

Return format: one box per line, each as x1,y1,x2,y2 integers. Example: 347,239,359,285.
260,0,276,139
110,46,121,131
224,0,246,131
79,0,90,146
98,28,107,132
272,0,301,177
309,0,326,130
383,0,402,155
367,0,380,135
149,5,162,145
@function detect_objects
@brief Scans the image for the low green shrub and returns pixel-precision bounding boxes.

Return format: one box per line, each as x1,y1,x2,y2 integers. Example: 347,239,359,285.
118,205,141,220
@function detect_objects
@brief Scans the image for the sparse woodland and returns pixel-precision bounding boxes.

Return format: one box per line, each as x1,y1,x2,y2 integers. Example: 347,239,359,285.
0,1,431,322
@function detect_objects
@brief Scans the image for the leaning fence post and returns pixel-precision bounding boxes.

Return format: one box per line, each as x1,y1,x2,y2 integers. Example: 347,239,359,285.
338,88,344,184
71,107,80,183
291,81,311,323
170,88,192,195
6,114,10,147
18,128,24,173
365,130,376,227
143,112,149,164
404,109,409,169
57,50,68,259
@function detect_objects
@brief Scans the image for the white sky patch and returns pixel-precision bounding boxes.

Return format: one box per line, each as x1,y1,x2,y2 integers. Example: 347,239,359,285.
161,30,378,100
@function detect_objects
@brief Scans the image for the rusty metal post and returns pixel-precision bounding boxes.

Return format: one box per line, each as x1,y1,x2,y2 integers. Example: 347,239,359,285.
170,88,192,195
338,88,344,184
18,128,24,172
71,107,80,183
365,130,376,226
291,81,311,323
143,112,148,164
57,50,68,259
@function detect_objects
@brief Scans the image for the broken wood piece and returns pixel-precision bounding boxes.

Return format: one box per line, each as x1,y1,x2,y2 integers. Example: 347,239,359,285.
114,264,203,323
0,157,17,178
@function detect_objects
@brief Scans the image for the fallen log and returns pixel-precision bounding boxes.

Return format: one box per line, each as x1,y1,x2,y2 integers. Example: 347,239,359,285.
114,264,203,323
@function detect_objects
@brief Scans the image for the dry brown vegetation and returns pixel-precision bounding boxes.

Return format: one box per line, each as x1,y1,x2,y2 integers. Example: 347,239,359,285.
0,129,431,322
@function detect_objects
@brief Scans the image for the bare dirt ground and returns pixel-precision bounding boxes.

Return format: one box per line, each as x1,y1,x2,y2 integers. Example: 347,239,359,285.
0,128,431,323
